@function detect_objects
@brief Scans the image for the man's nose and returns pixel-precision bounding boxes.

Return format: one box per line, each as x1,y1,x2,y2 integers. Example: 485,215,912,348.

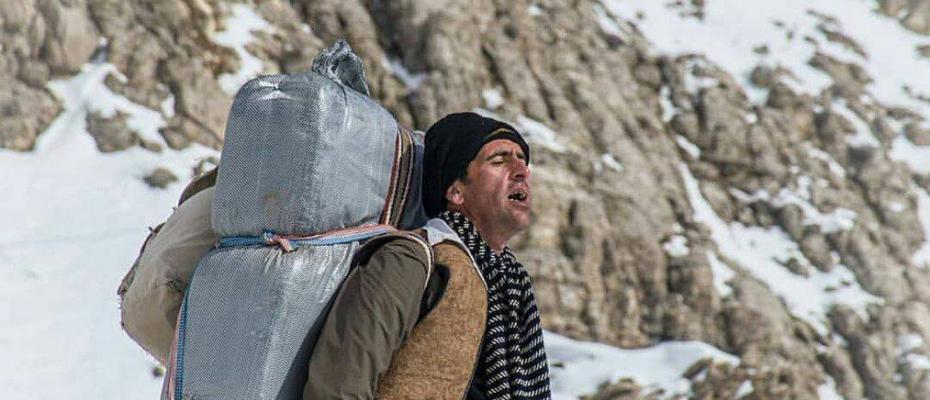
512,160,530,182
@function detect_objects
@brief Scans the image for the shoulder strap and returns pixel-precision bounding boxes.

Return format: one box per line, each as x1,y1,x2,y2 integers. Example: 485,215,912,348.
351,230,444,323
352,230,433,286
178,167,218,206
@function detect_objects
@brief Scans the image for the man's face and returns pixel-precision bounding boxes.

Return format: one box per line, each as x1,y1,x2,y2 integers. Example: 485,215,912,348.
446,139,531,244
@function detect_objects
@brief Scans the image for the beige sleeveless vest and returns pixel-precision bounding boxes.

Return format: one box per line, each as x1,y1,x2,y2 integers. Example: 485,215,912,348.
377,240,489,399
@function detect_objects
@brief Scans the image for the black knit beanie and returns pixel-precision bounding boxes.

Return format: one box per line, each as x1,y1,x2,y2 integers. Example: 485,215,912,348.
422,112,531,218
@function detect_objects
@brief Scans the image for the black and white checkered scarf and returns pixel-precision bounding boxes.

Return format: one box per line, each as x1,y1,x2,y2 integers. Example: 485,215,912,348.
439,211,551,400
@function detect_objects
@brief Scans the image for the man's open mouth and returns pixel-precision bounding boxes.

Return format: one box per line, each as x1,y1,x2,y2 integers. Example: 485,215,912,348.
508,190,528,203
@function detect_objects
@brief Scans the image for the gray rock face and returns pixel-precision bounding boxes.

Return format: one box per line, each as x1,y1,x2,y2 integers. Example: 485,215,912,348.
0,81,61,151
879,0,930,35
39,0,100,75
7,1,930,399
143,167,178,189
584,378,655,400
0,1,62,151
86,111,137,152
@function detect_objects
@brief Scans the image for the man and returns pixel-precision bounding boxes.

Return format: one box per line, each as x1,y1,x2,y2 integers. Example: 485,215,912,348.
305,112,551,399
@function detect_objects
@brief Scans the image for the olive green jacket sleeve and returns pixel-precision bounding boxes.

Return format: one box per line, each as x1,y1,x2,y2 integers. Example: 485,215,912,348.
303,237,431,399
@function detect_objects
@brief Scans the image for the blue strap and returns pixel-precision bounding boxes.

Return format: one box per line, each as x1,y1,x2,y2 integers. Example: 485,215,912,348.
218,227,392,252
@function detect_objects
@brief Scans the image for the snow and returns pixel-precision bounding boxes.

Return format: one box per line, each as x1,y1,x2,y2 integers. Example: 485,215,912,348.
528,4,544,17
603,0,930,117
890,134,930,174
0,61,217,399
832,332,849,348
912,187,930,268
731,175,857,235
383,57,427,91
889,201,906,213
41,64,161,150
659,86,677,123
663,235,690,257
214,4,270,95
905,354,930,370
816,377,846,400
607,0,930,275
728,187,772,204
600,153,624,172
675,135,701,159
735,380,754,397
769,176,857,234
593,3,631,41
159,91,176,119
807,144,846,178
515,115,569,153
897,333,930,370
832,99,880,148
898,333,924,354
679,163,882,336
473,108,570,153
546,331,739,399
483,88,505,109
706,250,735,297
681,57,720,94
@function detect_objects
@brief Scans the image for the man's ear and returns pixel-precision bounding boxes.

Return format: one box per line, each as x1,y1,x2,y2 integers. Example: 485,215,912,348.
445,180,465,208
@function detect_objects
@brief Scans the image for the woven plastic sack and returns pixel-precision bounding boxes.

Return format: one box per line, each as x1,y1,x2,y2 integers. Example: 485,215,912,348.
117,170,218,365
157,40,424,400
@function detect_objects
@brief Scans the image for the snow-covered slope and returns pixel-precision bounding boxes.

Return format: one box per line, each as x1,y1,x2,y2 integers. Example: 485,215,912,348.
604,0,930,269
0,62,216,398
603,0,930,115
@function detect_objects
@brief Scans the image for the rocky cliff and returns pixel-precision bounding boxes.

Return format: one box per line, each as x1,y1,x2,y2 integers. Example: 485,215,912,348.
5,0,930,399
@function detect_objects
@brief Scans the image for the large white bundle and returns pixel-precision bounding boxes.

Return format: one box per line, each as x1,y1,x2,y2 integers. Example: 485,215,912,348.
160,41,425,400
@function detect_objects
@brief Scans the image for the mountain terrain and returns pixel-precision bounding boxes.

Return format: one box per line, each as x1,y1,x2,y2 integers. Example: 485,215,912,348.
4,0,930,399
